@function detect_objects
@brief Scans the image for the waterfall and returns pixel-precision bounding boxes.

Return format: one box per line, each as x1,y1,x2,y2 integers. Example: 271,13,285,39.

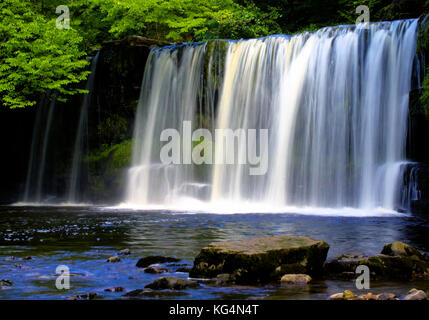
399,162,423,212
22,93,57,203
67,52,100,203
124,19,418,214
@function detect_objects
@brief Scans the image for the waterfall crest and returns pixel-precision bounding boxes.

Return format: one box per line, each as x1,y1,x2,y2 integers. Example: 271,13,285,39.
124,20,418,214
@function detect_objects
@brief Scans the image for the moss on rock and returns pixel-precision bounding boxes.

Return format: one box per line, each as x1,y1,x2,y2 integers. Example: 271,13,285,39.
326,241,429,281
189,235,329,284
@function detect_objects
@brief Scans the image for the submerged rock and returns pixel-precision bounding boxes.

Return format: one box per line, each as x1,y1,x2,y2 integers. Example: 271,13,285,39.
67,292,97,300
326,242,429,280
144,264,171,274
144,277,199,290
376,293,398,300
123,288,189,298
136,256,180,268
280,274,312,285
118,249,131,255
107,256,121,263
190,234,329,284
104,286,125,292
0,279,13,288
404,288,427,300
356,292,398,300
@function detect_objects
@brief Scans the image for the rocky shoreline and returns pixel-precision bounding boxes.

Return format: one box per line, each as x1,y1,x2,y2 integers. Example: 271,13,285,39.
1,234,428,300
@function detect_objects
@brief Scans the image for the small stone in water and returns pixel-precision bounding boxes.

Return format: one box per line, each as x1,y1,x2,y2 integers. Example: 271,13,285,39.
144,264,170,274
23,256,32,260
104,286,125,292
145,277,198,290
67,292,97,300
329,293,344,300
118,249,131,255
280,274,312,285
404,289,427,300
0,280,13,287
136,256,180,268
329,290,355,300
376,293,398,300
107,256,121,263
5,256,14,261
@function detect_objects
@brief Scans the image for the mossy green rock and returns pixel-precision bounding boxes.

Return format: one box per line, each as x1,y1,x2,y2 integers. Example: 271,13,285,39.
189,235,329,284
381,241,424,259
326,242,429,280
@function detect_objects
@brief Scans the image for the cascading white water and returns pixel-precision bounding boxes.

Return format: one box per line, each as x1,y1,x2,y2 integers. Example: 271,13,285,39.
123,20,418,214
67,52,100,203
22,94,57,203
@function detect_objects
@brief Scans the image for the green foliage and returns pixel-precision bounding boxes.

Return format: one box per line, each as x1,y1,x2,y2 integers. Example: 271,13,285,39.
97,115,128,146
0,0,90,108
85,139,132,175
99,0,281,42
1,0,427,108
421,69,429,118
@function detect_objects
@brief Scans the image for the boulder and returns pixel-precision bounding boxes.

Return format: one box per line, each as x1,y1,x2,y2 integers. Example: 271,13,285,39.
325,242,429,280
381,241,423,259
144,277,199,290
189,235,329,284
280,274,312,285
136,256,180,268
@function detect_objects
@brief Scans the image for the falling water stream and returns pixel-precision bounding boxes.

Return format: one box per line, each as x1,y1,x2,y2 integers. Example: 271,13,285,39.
124,20,419,214
67,52,100,203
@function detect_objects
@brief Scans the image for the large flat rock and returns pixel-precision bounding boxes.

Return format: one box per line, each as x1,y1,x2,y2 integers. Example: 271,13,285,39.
189,235,329,284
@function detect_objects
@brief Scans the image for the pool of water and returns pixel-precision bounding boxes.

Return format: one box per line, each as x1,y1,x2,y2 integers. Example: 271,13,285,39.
0,206,428,300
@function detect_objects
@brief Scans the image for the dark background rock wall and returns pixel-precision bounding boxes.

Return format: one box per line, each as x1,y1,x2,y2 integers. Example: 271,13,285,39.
0,41,151,204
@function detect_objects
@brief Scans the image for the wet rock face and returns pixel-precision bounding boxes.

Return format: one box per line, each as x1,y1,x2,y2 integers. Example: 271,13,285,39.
326,241,429,281
189,235,329,284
